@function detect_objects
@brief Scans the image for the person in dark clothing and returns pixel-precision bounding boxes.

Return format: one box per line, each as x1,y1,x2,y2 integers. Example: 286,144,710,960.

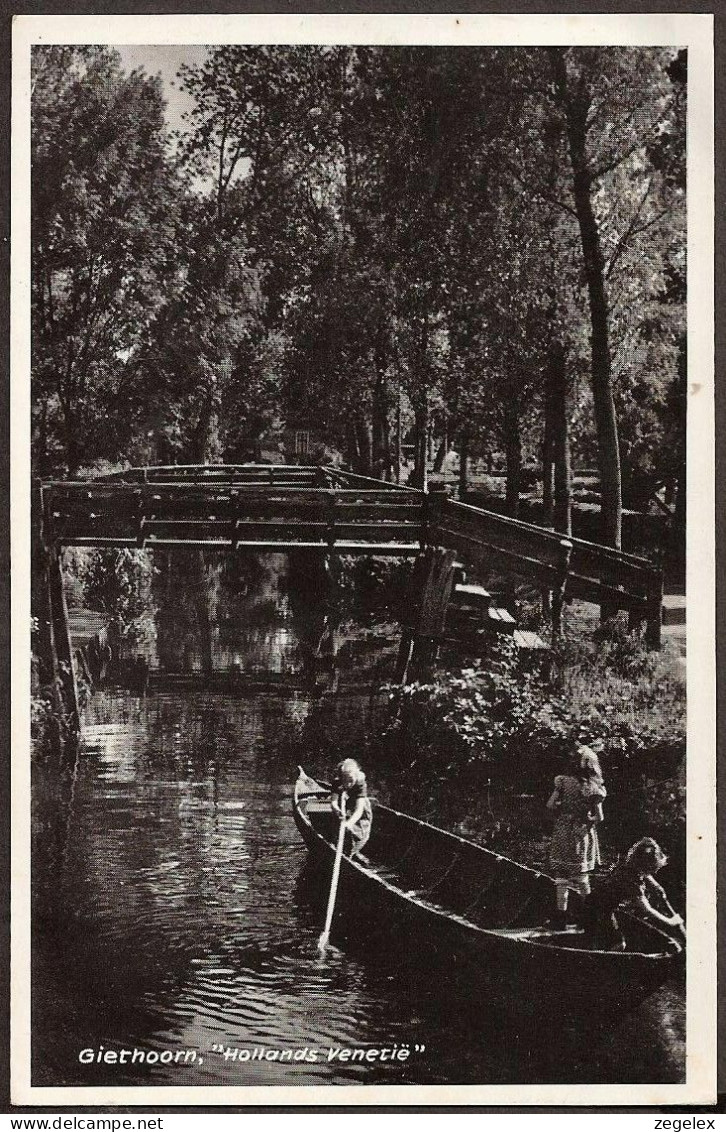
331,758,372,860
581,837,685,950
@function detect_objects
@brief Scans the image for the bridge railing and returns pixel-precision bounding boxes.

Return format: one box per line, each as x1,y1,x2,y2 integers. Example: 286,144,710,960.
96,463,326,487
42,470,663,644
97,464,416,492
326,467,419,492
43,481,427,554
428,495,663,642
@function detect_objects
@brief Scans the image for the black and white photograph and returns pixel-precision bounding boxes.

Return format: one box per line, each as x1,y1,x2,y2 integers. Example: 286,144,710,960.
11,11,716,1106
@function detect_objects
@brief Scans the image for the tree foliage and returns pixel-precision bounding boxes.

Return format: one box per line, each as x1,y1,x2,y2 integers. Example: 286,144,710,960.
31,46,183,473
31,43,686,545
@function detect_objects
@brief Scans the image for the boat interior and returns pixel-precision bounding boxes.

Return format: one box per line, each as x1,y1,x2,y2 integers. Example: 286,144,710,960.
301,792,678,959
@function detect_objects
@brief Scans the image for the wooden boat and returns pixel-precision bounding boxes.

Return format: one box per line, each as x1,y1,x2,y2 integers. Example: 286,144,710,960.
293,768,683,1014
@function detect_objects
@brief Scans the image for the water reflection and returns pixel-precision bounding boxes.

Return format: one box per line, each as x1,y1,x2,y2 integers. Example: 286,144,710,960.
33,687,684,1088
148,551,302,675
33,552,684,1087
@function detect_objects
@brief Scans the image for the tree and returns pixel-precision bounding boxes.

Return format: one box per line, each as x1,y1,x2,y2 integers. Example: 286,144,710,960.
547,47,683,548
31,46,182,474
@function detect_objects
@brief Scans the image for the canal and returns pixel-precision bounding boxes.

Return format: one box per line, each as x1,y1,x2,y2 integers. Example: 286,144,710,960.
31,553,685,1088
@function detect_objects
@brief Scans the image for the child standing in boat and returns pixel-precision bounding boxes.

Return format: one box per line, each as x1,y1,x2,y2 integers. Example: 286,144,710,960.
331,758,373,860
546,738,606,926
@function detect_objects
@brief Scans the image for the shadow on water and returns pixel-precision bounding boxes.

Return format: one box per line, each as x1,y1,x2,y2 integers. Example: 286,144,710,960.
290,862,685,1086
32,551,685,1088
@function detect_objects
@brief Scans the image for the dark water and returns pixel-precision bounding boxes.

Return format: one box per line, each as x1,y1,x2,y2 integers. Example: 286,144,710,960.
32,556,685,1088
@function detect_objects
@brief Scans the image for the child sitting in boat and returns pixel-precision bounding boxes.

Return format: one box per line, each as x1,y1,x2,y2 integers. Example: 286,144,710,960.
331,758,373,861
581,837,685,950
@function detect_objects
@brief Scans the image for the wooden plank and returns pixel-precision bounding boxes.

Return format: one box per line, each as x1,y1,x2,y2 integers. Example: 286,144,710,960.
98,464,320,484
565,572,650,611
418,548,458,636
431,527,562,584
570,549,655,594
329,523,423,542
48,481,419,503
325,502,424,522
440,513,565,566
333,542,421,555
145,520,330,541
51,487,421,515
488,607,515,624
58,535,422,555
487,607,516,634
454,583,491,599
330,468,421,493
513,629,549,650
452,583,491,613
440,497,658,588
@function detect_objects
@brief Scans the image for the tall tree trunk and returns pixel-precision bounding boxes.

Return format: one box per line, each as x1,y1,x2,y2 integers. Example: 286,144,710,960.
382,416,392,482
551,49,622,549
432,424,449,473
541,405,555,622
37,400,49,477
542,337,573,623
66,439,84,479
372,368,390,481
356,418,373,476
550,339,572,536
673,460,686,564
504,397,522,519
346,420,361,470
395,385,403,484
196,377,222,465
62,399,83,477
458,429,469,499
542,398,555,528
413,396,429,491
412,312,430,491
670,341,686,565
203,402,222,465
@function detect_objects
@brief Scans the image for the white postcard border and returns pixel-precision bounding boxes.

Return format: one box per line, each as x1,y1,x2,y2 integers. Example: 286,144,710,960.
10,10,717,1107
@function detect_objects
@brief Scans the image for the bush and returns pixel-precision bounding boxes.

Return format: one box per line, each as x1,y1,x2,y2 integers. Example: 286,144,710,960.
376,629,685,847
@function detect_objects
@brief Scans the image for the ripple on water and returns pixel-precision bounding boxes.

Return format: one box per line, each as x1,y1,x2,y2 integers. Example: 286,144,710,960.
33,691,685,1088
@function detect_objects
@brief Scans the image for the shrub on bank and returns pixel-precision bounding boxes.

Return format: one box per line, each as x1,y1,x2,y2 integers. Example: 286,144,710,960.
374,629,685,866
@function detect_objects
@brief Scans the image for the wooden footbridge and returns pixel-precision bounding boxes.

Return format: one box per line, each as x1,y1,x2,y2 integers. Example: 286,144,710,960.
35,463,664,729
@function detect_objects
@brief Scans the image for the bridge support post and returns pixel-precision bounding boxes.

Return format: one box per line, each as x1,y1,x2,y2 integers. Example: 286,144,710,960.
397,547,457,683
645,569,664,651
551,539,572,641
49,544,81,732
422,486,447,550
33,481,55,688
33,481,80,734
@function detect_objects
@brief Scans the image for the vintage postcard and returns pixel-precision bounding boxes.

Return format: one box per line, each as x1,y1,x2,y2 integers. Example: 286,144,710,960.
10,10,716,1107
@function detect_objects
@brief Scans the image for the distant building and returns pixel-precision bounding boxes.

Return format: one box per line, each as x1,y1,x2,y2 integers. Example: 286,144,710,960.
281,416,339,465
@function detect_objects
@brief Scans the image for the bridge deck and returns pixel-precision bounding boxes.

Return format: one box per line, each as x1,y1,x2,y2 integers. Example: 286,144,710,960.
40,464,662,634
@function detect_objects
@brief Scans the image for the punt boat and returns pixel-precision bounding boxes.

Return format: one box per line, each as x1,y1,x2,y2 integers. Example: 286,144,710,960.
293,767,683,1015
